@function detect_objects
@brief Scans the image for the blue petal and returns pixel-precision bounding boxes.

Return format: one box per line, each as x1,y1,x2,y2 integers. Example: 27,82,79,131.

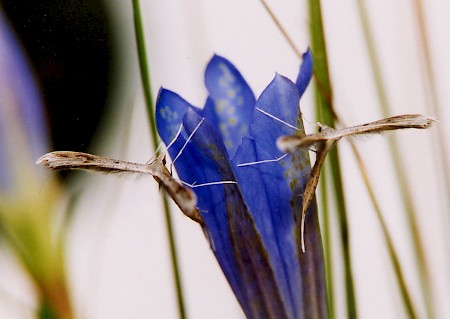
249,74,311,251
249,73,305,152
233,74,310,317
181,110,251,314
203,55,256,158
158,104,247,307
156,56,327,318
182,110,296,318
296,48,313,97
250,74,326,317
233,137,302,318
178,110,245,304
0,13,49,159
0,11,49,191
156,88,196,144
156,89,207,189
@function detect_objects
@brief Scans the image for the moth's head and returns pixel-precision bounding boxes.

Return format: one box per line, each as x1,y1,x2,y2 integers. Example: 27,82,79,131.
317,122,331,132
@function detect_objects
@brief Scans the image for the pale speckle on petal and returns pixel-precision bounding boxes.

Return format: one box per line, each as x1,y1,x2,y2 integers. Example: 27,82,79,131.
219,123,227,135
227,89,236,98
218,63,235,85
227,106,236,115
216,99,226,113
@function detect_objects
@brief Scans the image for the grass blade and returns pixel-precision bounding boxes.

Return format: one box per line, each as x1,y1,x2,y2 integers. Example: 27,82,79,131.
131,1,187,318
354,1,436,317
308,1,358,317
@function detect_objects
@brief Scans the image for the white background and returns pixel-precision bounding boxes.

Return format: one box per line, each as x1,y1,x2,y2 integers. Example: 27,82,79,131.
1,0,449,318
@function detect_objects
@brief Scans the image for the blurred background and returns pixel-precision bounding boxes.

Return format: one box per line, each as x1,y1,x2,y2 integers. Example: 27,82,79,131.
0,0,449,318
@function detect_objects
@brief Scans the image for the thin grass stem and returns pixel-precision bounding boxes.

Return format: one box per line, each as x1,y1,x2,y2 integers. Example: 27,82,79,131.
259,1,426,317
308,1,358,317
412,0,450,212
319,161,335,318
258,0,302,58
354,1,435,317
350,144,419,318
259,0,358,316
131,1,187,318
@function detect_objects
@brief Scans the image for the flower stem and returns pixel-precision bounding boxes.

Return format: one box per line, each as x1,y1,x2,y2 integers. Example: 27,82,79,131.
131,0,158,148
412,0,450,209
308,0,358,317
354,1,435,318
318,162,335,318
350,144,419,318
131,1,186,318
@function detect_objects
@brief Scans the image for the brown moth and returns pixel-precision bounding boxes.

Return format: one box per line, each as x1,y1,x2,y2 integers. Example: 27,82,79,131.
37,151,202,224
277,114,435,252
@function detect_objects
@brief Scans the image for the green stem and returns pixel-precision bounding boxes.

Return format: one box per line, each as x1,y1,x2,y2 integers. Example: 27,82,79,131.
319,159,335,318
131,0,158,148
328,148,357,319
412,0,450,206
354,1,435,318
350,145,419,318
308,0,358,317
131,1,187,318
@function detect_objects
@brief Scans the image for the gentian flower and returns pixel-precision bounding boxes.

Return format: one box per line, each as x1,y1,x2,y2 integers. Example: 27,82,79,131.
0,10,73,319
156,50,327,318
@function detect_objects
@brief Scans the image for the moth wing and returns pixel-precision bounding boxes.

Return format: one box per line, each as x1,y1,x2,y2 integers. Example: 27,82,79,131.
276,134,324,153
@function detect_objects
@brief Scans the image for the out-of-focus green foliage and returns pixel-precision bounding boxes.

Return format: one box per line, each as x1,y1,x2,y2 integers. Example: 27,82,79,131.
0,10,73,319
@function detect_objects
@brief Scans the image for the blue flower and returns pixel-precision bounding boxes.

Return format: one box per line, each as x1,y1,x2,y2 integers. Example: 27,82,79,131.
156,50,326,319
0,11,74,319
0,10,49,193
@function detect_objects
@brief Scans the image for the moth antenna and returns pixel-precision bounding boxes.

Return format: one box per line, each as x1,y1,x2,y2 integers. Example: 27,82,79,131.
181,180,237,188
236,153,289,167
153,141,165,157
166,123,184,152
301,210,307,253
255,107,302,132
172,118,205,165
300,112,316,128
